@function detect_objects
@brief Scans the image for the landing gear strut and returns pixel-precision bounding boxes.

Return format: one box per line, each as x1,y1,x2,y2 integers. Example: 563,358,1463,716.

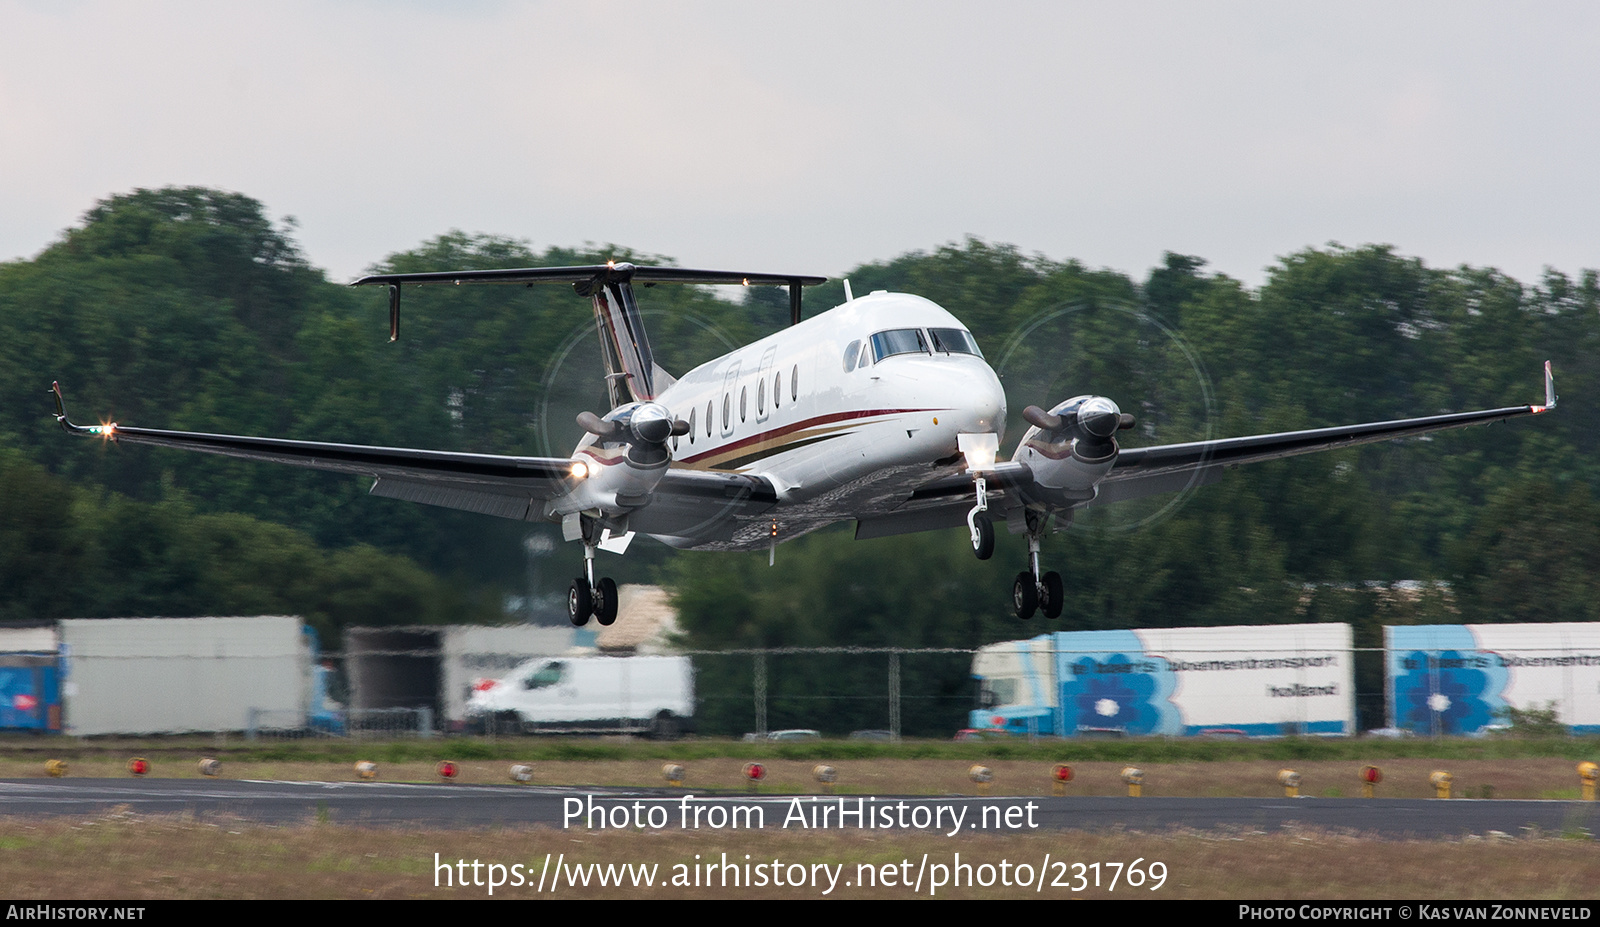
967,476,994,560
568,526,619,627
1011,511,1063,621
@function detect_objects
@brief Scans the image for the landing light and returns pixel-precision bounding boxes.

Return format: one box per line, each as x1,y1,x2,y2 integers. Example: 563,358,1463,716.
569,460,591,480
958,433,998,473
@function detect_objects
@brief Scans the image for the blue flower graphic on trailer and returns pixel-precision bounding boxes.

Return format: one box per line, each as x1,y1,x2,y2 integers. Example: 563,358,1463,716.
1064,654,1167,734
1393,649,1500,735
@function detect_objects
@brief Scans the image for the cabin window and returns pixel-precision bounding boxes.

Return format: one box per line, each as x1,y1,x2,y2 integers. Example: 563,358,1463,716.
791,365,798,401
722,394,730,431
740,386,747,422
757,378,766,414
929,327,984,358
774,372,782,408
687,407,695,445
842,340,861,372
870,328,929,362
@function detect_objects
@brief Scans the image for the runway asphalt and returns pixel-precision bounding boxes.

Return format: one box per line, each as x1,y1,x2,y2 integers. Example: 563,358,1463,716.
0,778,1594,837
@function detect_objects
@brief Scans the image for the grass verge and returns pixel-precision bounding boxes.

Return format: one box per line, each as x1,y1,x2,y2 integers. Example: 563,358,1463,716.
0,815,1594,900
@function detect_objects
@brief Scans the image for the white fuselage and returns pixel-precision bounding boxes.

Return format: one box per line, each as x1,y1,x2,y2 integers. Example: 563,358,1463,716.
647,291,1006,503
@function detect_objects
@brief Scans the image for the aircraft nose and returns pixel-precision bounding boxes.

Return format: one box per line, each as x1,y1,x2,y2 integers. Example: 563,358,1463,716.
950,363,1006,439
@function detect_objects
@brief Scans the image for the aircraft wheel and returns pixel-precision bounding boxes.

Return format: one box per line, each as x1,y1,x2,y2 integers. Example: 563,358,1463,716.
568,579,592,627
1040,571,1064,619
972,515,995,560
1012,572,1038,620
595,577,619,626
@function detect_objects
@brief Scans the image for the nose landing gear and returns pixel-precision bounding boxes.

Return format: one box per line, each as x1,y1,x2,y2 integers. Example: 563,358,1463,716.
967,476,995,560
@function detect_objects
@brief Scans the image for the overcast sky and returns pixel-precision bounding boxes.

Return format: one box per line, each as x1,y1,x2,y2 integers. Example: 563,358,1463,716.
4,1,1597,289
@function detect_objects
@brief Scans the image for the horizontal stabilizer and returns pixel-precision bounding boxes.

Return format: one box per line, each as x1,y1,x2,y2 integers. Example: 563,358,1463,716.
352,263,825,290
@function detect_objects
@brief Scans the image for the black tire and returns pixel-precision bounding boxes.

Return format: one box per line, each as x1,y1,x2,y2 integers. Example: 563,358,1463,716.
973,515,995,560
595,577,619,626
1012,572,1038,619
650,712,680,741
1041,571,1064,619
568,579,592,627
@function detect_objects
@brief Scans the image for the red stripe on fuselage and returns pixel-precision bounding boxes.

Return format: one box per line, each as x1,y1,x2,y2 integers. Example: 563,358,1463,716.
676,408,946,466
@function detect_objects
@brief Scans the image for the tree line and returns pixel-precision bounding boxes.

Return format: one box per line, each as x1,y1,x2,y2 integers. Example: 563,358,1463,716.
1,187,1595,733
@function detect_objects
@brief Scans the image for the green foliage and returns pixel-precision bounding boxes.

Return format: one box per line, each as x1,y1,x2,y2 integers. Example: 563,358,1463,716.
667,529,1019,737
1494,701,1568,737
0,452,485,643
2,187,1598,731
667,237,1600,736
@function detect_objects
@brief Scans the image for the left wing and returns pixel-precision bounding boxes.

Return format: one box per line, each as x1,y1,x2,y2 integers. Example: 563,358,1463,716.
1097,401,1548,506
51,382,779,529
1098,361,1556,504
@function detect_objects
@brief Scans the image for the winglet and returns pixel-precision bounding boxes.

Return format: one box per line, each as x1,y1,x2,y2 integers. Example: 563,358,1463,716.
1533,360,1557,413
49,382,115,438
50,381,66,427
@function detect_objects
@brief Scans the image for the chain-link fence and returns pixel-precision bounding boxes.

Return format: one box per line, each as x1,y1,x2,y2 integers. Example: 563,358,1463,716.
682,648,978,739
61,640,1600,739
245,706,435,740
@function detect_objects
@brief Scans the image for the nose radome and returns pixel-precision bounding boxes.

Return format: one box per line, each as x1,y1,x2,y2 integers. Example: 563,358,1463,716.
947,364,1006,438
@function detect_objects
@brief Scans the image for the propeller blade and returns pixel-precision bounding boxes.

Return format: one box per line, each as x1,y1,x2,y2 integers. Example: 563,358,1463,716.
576,411,620,438
1023,405,1062,430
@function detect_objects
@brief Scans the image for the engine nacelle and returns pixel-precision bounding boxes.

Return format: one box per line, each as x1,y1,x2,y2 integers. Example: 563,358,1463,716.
1012,395,1131,499
550,401,684,517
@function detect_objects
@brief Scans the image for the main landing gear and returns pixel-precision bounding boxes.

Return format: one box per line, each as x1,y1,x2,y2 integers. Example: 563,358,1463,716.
968,488,1062,620
568,537,618,627
1013,511,1064,621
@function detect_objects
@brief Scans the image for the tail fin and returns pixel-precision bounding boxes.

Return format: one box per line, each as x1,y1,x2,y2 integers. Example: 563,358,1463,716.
580,268,660,406
349,262,827,406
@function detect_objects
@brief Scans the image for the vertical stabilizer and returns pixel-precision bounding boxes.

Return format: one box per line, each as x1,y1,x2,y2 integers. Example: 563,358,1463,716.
580,264,660,407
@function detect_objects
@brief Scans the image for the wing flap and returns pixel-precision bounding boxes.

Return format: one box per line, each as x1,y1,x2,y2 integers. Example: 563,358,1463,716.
370,478,543,520
627,468,778,539
855,503,973,540
1090,464,1225,506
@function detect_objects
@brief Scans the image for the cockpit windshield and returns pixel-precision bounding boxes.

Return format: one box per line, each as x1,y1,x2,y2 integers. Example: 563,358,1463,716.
870,328,929,362
929,328,983,358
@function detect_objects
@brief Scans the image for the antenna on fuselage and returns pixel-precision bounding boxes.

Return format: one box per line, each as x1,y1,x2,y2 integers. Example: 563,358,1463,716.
843,279,854,302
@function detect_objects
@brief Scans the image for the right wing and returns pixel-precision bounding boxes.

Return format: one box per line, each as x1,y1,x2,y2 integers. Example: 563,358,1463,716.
877,362,1556,523
54,383,578,520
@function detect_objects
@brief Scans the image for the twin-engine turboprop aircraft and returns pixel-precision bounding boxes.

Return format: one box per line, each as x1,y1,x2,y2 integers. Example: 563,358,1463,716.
53,262,1557,622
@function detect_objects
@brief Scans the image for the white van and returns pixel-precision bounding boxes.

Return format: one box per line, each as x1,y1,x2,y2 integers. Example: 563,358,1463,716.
466,656,694,738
